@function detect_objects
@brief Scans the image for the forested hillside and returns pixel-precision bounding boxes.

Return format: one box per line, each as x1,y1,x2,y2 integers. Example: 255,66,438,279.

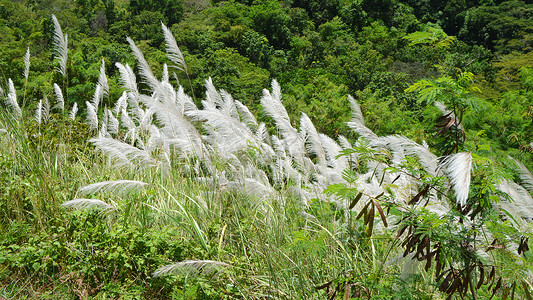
0,0,532,298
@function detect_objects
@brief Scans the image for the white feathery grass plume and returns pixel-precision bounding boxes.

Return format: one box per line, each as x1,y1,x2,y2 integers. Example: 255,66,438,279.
227,178,276,199
300,113,327,167
61,198,115,212
235,100,258,129
98,58,109,96
177,85,197,112
90,137,158,170
99,110,109,138
86,101,98,130
320,133,348,171
372,135,438,175
348,95,365,125
51,15,68,77
113,91,128,115
42,97,50,124
23,47,30,80
438,152,472,207
496,180,533,224
261,80,304,156
53,83,64,111
139,107,154,132
338,135,358,166
107,109,119,134
138,95,204,155
35,99,42,124
256,122,268,143
121,108,136,131
70,102,78,120
204,77,223,108
219,89,238,118
127,37,162,93
115,62,138,95
92,84,103,109
512,158,533,193
161,22,188,73
188,105,257,156
153,260,231,278
78,180,150,197
346,121,377,141
6,79,21,118
161,63,169,83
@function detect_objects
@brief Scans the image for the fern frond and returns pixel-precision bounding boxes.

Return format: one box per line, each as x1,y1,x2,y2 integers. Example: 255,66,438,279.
53,83,64,112
161,23,188,73
78,180,150,197
153,260,231,278
438,152,472,207
61,198,115,211
51,15,68,77
23,47,30,80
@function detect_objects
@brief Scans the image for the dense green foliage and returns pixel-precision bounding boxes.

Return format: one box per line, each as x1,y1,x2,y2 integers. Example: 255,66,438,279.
1,0,533,298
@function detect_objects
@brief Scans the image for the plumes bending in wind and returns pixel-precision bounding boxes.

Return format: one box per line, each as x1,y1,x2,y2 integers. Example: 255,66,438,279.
127,37,161,93
90,137,160,170
260,80,304,157
51,15,68,77
23,47,30,80
438,152,472,207
153,260,231,278
61,198,115,212
161,23,188,73
78,180,150,197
